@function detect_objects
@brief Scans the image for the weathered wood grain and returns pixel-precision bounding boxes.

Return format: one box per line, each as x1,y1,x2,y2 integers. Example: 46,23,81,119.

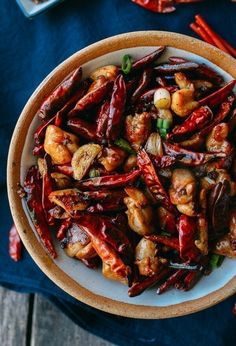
31,295,115,346
0,287,30,346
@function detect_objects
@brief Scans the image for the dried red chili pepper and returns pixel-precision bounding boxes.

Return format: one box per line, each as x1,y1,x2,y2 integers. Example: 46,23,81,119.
157,207,177,234
78,217,130,279
128,267,171,297
84,215,132,255
81,257,100,269
180,270,203,291
33,143,45,157
101,217,133,255
34,116,56,145
137,149,177,213
131,0,175,14
151,154,176,168
195,65,223,85
139,88,160,104
110,213,128,232
51,189,126,214
56,80,90,119
131,68,152,104
84,190,126,202
41,155,55,225
9,224,22,262
177,215,199,262
87,202,125,213
125,76,140,99
139,86,178,104
198,95,235,137
24,166,57,258
199,80,236,108
75,169,141,190
56,219,72,241
95,100,110,141
106,75,126,141
179,95,235,149
156,76,168,86
168,56,189,64
157,269,185,294
170,106,213,140
54,113,63,128
69,79,112,116
37,67,82,119
131,46,166,70
82,189,126,202
195,14,232,55
190,22,215,45
155,62,199,74
145,234,180,251
67,118,97,141
208,180,231,235
163,142,226,166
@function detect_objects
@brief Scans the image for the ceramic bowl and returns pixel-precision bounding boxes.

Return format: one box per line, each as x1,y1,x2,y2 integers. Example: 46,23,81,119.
7,31,236,319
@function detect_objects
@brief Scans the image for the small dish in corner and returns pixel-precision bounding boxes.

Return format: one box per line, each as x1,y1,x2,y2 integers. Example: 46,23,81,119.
16,0,64,18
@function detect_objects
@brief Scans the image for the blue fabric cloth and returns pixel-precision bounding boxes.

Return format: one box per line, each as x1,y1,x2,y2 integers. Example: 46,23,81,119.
1,0,236,345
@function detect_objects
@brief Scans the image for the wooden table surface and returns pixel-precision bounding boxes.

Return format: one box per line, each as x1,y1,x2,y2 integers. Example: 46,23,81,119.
0,287,114,346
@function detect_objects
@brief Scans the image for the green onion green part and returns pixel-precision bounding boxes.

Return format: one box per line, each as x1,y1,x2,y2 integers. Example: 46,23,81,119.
210,254,225,269
159,128,167,139
121,55,132,74
89,168,100,178
157,118,163,128
114,138,136,154
162,119,170,129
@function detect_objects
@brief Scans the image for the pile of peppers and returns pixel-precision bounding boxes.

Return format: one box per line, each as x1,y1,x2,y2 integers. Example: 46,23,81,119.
131,1,236,14
20,46,236,297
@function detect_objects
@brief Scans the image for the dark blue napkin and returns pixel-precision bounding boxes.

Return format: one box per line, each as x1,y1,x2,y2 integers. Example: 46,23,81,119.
1,0,236,345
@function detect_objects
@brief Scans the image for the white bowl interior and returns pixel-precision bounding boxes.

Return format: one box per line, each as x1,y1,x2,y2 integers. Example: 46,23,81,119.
21,46,236,307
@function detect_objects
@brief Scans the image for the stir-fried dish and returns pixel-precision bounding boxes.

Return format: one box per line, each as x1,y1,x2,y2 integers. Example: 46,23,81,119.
20,47,236,297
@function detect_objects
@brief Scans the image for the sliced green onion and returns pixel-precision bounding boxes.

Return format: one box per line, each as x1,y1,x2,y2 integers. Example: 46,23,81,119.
89,168,100,178
159,128,167,139
157,118,163,128
114,138,135,154
162,119,170,129
217,255,225,267
121,55,132,74
160,231,171,237
210,254,225,269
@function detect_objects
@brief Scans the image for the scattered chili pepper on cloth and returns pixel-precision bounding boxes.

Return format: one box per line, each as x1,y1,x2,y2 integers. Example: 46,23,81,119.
131,0,236,13
9,224,22,262
190,14,236,57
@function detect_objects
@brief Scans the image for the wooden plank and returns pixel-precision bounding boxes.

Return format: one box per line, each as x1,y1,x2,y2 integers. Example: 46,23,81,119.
31,295,115,346
0,287,30,346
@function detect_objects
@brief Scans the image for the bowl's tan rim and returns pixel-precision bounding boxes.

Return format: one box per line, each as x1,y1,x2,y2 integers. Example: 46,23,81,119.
7,31,236,319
